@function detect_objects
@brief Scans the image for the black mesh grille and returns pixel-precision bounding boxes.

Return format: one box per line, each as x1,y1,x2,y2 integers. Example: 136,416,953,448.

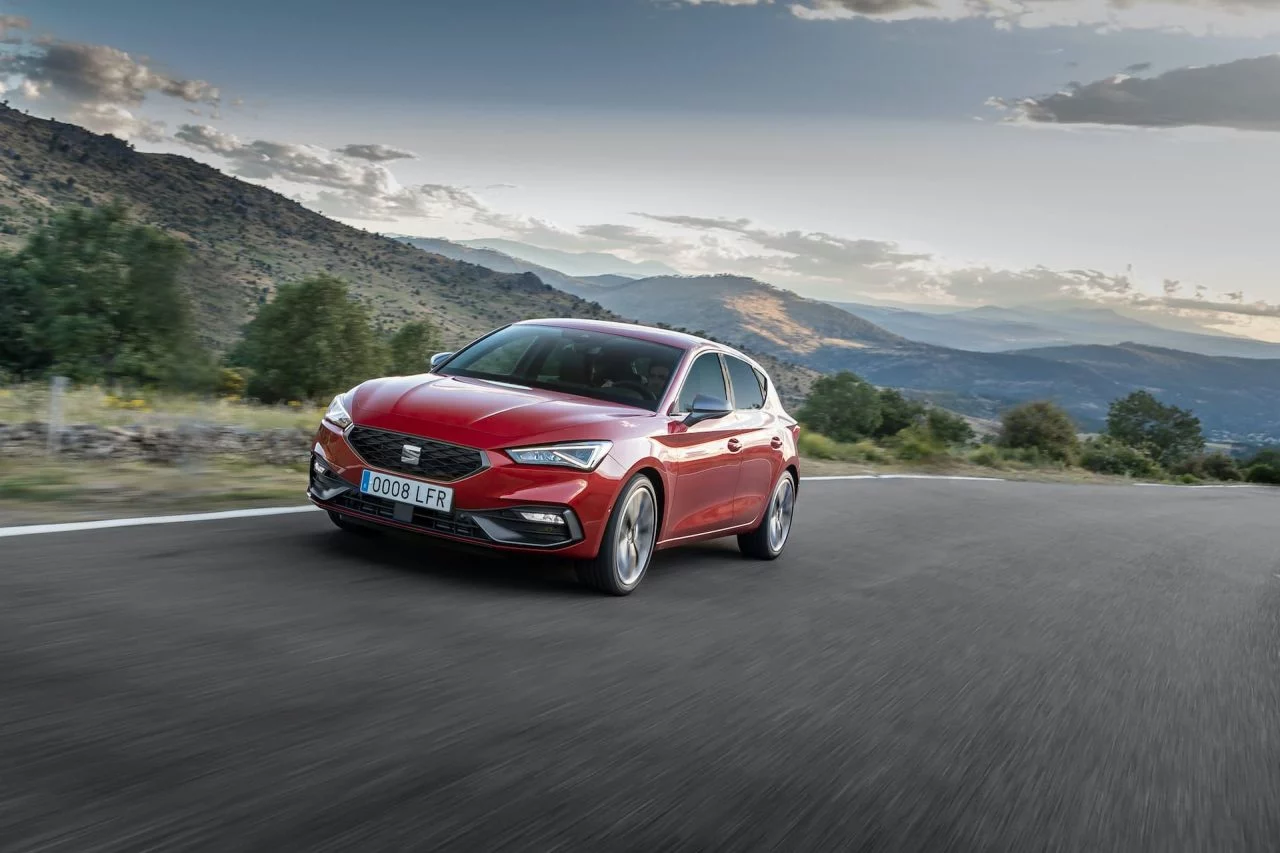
329,491,486,541
346,426,485,481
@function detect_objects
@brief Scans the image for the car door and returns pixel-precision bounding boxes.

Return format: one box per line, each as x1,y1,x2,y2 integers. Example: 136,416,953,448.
661,351,749,541
722,355,780,527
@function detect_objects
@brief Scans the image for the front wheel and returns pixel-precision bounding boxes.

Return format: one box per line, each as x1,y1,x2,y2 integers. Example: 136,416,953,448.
738,470,796,560
575,474,659,596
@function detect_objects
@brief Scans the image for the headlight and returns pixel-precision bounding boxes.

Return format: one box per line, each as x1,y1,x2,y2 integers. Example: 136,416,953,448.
323,395,353,430
505,441,613,471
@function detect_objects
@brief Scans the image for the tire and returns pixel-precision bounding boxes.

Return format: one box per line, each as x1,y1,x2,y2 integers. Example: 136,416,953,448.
738,470,796,560
575,474,659,596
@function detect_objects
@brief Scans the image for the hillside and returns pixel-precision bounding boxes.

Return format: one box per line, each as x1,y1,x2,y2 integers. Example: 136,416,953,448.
0,107,818,405
832,302,1280,358
0,105,615,353
592,274,1280,438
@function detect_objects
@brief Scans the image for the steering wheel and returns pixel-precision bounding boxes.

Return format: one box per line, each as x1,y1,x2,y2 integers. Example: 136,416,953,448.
608,380,657,402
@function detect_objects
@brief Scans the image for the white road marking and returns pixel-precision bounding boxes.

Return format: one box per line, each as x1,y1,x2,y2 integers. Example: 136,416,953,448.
0,505,321,539
0,473,1271,539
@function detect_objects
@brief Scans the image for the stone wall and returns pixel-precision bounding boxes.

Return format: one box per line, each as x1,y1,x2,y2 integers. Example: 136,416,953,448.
0,422,314,465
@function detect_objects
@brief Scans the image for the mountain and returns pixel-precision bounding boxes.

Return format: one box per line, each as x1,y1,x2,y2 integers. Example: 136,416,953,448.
591,275,908,356
387,236,602,299
579,274,636,288
457,239,681,279
831,302,1280,359
0,106,818,406
595,274,1280,438
0,105,615,352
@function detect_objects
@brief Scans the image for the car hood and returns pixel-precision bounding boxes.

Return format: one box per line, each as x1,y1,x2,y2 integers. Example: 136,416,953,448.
349,374,650,446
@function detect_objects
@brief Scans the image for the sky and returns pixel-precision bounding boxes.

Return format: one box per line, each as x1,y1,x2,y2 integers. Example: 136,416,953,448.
4,0,1280,339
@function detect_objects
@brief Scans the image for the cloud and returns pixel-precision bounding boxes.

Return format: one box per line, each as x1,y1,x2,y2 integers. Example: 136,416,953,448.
991,54,1280,131
69,103,166,142
0,40,220,108
578,223,667,245
665,0,1280,34
335,143,419,162
0,14,29,41
175,123,483,222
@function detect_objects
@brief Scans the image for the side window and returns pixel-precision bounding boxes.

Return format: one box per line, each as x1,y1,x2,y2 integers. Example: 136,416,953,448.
725,356,766,410
677,353,729,412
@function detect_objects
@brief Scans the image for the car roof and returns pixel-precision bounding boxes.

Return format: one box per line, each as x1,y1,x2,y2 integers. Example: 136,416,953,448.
515,317,721,353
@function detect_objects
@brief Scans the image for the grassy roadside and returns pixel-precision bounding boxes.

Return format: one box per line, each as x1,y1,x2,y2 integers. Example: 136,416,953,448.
0,449,1188,528
0,385,325,430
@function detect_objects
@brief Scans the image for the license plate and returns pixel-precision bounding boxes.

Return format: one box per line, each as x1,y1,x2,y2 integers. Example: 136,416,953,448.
359,470,454,513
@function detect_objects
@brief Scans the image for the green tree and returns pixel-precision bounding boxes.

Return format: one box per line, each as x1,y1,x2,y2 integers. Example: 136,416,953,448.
1079,436,1160,477
925,407,975,446
232,275,387,403
796,371,882,442
1105,390,1204,467
386,319,442,376
0,201,212,388
999,400,1079,462
875,387,925,437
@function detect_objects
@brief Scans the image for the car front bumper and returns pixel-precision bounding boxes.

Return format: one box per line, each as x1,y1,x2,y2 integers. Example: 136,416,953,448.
306,420,616,558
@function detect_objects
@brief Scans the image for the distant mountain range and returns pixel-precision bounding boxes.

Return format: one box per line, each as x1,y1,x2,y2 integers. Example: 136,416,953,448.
457,239,680,279
832,302,1280,360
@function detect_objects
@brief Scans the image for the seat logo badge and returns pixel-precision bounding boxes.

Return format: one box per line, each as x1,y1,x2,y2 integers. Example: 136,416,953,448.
401,444,422,465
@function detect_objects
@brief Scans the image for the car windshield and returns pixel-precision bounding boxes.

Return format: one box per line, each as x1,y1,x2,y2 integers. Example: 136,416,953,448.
437,325,686,412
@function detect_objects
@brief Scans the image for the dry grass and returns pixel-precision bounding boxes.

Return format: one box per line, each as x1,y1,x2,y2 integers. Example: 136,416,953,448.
0,385,325,430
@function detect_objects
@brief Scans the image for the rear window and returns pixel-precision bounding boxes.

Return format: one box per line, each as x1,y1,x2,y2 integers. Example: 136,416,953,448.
725,355,766,410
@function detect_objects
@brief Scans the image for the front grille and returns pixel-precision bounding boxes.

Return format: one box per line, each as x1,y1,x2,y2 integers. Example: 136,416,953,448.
329,491,486,541
346,426,485,482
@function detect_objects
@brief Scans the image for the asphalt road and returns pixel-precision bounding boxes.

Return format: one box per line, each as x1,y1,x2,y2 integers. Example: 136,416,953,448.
3,479,1280,853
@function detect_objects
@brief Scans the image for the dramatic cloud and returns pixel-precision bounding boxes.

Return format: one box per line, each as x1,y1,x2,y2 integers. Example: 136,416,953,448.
175,124,482,221
335,143,419,162
992,55,1280,131
665,0,1280,34
0,41,220,108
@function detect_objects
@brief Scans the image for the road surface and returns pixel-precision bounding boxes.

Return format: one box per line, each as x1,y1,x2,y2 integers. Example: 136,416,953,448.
3,479,1280,852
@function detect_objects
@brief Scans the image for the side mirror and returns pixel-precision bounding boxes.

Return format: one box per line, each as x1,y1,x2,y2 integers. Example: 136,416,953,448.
683,393,732,426
429,352,453,370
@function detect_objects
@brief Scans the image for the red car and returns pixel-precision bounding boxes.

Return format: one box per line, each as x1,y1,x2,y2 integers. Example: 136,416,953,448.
307,318,800,595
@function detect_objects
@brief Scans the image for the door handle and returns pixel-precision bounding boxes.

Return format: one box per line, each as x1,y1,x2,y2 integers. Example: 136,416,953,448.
727,438,742,452
770,436,783,449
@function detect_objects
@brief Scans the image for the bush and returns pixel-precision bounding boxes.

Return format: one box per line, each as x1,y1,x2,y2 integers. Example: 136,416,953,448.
999,401,1079,462
796,371,883,443
968,444,1003,468
386,319,442,376
1170,452,1241,482
925,408,975,446
1079,436,1161,478
216,367,249,399
1244,464,1280,485
798,431,885,463
890,425,946,463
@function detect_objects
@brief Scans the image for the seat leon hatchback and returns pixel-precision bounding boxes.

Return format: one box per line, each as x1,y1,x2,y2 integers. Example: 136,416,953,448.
307,318,800,595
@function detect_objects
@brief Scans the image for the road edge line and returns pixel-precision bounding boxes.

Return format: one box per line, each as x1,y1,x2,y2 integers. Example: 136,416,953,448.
0,505,322,539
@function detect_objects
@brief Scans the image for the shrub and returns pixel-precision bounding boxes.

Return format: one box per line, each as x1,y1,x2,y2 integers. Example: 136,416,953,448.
968,444,1003,468
891,425,946,463
798,431,885,463
215,367,249,399
796,371,882,443
999,401,1079,462
925,408,975,446
1079,436,1161,478
1244,464,1280,485
1171,452,1241,482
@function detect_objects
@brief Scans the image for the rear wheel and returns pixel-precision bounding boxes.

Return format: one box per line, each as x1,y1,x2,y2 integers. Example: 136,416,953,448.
738,470,796,560
575,474,658,596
